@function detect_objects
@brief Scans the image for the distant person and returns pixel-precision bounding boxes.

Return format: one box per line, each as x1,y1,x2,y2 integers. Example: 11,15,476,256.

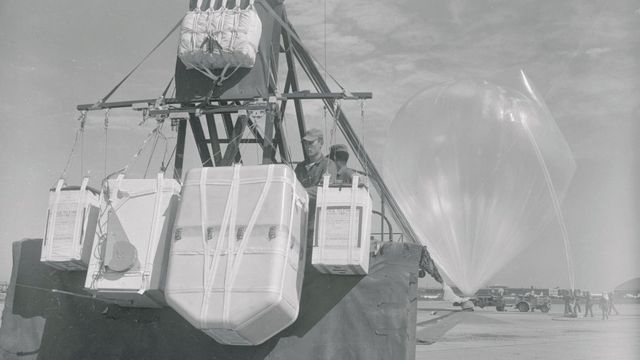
607,292,619,315
573,290,582,314
328,144,356,184
584,291,594,317
599,293,609,320
563,293,575,317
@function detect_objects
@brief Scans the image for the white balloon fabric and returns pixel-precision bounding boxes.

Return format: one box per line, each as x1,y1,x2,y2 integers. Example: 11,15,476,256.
383,71,575,296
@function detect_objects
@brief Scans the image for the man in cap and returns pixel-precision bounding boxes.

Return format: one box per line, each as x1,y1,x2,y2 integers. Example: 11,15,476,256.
295,129,337,263
294,128,338,203
329,143,356,184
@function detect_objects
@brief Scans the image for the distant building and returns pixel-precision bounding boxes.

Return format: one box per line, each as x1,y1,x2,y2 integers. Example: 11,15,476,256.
614,277,640,300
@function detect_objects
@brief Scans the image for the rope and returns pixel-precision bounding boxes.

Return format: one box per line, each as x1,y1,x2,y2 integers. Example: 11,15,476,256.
103,109,109,180
323,0,327,84
92,19,182,108
143,122,165,178
162,77,174,98
360,99,369,177
15,283,97,300
255,0,351,95
58,111,87,182
120,122,165,176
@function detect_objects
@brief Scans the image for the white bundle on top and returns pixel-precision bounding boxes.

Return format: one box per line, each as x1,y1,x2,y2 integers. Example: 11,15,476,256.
178,0,262,82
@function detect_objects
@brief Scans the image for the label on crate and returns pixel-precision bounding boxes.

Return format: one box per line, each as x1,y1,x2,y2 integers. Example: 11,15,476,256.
316,206,363,248
52,203,79,243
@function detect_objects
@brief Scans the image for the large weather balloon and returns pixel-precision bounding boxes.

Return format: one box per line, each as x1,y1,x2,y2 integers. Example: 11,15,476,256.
383,71,575,296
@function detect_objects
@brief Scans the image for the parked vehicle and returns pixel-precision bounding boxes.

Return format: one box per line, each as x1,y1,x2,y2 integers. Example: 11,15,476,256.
514,293,551,313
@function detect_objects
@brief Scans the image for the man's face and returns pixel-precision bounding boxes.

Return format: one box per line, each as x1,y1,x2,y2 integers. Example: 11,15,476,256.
303,138,322,159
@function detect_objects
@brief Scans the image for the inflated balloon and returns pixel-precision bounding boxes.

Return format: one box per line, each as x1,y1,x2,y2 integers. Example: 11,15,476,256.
383,71,575,296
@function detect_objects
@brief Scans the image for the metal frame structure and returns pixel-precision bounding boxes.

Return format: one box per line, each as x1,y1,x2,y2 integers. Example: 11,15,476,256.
76,3,425,249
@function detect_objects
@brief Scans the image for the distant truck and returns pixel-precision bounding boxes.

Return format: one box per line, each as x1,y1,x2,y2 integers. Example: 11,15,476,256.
472,288,550,312
472,288,507,311
512,293,551,313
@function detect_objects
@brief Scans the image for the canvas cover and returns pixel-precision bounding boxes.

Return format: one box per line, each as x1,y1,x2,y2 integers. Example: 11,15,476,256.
0,239,420,360
178,0,262,80
174,0,284,101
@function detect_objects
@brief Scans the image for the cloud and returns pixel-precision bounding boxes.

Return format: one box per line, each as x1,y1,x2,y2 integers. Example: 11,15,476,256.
584,47,612,57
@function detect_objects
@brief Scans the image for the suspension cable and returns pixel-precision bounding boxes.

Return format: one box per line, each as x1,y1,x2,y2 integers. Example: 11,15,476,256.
58,111,87,182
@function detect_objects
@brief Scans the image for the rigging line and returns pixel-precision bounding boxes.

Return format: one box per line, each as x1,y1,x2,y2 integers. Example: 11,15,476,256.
255,0,351,94
80,114,86,178
360,99,368,177
143,122,163,178
164,142,178,174
59,111,87,181
121,122,165,176
15,283,97,300
162,77,175,98
92,18,182,108
103,109,110,180
323,0,327,84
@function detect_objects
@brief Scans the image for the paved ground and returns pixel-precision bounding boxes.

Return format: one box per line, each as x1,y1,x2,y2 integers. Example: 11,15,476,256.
1,298,638,359
416,301,640,360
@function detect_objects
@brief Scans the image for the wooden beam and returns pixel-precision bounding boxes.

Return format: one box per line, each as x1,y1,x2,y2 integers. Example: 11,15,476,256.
188,113,213,167
262,108,275,164
220,102,242,164
273,110,290,162
173,119,187,181
205,114,223,165
281,15,308,162
221,115,248,166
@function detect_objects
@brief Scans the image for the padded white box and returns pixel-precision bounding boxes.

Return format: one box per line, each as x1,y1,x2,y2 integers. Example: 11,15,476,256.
165,165,308,345
312,175,372,275
84,173,180,308
41,178,102,271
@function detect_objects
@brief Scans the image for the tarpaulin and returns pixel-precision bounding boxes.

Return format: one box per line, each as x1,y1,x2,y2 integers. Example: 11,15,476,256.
0,239,420,360
174,0,285,101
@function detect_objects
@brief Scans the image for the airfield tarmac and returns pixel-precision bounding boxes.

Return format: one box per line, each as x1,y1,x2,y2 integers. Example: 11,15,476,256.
1,299,638,359
416,301,640,360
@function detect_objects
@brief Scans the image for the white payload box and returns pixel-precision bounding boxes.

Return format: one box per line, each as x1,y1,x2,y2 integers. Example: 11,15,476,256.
84,173,180,308
165,165,308,346
41,178,102,271
312,175,372,275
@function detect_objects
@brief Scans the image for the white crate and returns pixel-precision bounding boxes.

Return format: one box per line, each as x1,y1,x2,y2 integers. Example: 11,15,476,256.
312,175,372,275
41,178,102,271
165,165,308,345
84,173,180,308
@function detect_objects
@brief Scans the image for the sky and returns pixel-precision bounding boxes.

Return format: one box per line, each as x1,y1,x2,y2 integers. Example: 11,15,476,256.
0,0,638,292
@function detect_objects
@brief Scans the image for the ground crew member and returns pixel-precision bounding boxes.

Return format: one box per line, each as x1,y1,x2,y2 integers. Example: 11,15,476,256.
294,129,337,266
329,144,356,184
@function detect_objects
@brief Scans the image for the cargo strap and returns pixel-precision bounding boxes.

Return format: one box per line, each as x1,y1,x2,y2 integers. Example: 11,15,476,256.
73,178,91,258
199,165,277,329
45,178,89,260
199,166,239,329
223,165,273,327
44,179,65,256
139,173,167,293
